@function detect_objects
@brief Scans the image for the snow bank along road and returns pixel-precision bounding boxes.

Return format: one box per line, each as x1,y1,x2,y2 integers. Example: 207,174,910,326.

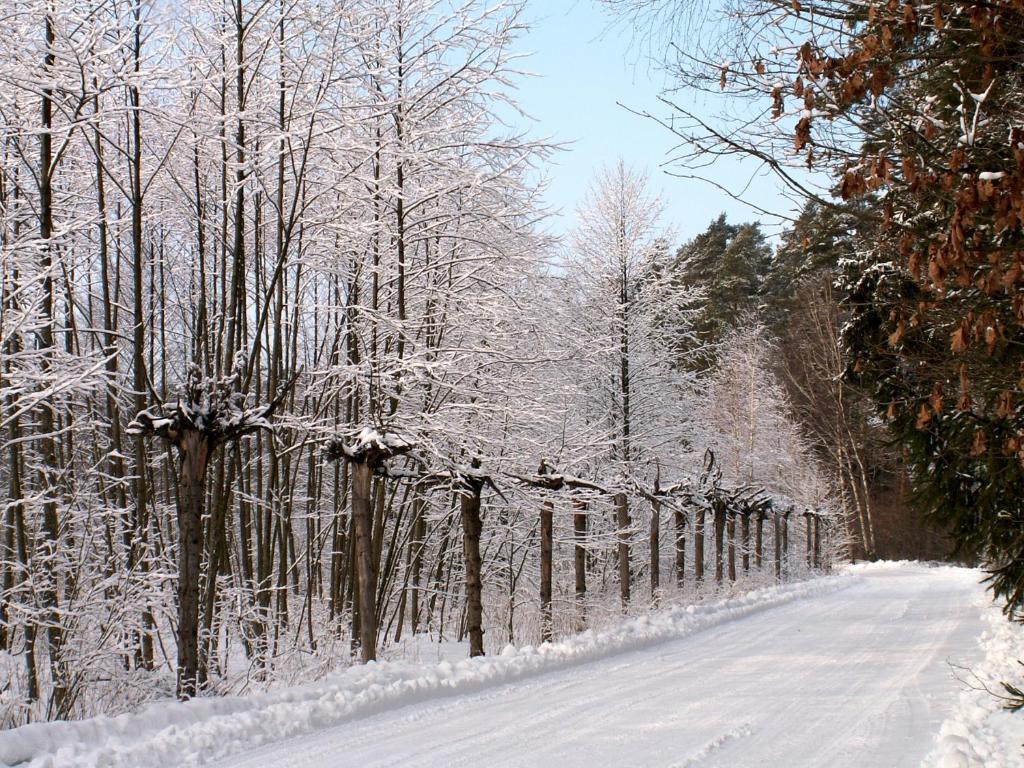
220,564,987,768
2,563,1002,768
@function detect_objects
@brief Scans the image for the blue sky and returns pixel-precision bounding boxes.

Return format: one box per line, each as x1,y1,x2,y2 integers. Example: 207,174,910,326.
510,0,796,245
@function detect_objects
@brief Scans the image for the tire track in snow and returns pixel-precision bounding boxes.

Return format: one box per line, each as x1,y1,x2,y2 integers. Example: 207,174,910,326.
670,724,755,767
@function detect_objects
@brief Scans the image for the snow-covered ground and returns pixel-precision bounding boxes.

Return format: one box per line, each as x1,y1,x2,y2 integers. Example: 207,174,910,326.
923,590,1024,768
1,563,1017,768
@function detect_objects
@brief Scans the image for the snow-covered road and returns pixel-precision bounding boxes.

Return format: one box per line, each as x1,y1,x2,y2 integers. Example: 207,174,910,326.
218,565,987,768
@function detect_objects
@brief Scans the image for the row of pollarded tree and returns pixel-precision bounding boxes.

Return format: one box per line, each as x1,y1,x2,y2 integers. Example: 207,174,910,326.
322,430,833,663
128,363,834,700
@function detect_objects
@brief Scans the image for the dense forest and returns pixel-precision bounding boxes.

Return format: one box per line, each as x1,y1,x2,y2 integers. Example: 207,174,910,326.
1,0,1020,730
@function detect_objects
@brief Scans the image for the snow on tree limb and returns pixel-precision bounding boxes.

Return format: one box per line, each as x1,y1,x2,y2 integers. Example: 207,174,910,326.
127,366,299,446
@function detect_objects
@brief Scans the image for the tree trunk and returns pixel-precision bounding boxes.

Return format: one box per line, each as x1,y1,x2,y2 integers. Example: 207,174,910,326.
694,508,705,582
813,515,822,569
614,493,630,608
674,506,685,587
409,496,426,635
781,512,790,576
129,4,154,672
37,14,68,713
7,406,39,703
755,512,764,569
714,503,725,584
460,483,484,657
649,498,660,599
773,513,782,581
540,499,554,642
572,498,587,623
200,458,235,684
350,462,378,662
741,512,750,572
726,511,736,582
348,514,360,657
176,429,211,699
805,513,813,569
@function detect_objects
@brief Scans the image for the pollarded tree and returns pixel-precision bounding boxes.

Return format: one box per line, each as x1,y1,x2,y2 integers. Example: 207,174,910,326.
566,160,702,605
692,321,835,580
695,321,830,509
310,0,557,658
128,366,294,699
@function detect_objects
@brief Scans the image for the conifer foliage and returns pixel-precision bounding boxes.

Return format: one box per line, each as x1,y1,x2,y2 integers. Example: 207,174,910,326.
609,0,1024,618
828,1,1024,616
672,215,772,368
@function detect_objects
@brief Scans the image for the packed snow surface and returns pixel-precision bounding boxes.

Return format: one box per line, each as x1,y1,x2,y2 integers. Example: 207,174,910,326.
1,563,1007,768
923,593,1024,768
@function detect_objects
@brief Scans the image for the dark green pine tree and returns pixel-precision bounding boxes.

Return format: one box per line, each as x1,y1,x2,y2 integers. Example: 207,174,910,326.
671,214,773,370
762,198,877,334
